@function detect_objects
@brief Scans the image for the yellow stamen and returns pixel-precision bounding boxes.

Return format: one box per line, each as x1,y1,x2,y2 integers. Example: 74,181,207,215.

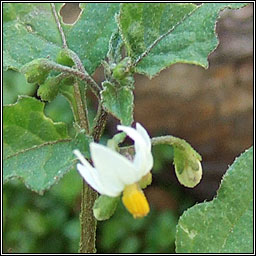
122,183,150,218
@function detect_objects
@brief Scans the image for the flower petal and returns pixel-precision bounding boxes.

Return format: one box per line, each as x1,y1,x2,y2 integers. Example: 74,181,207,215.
118,124,153,176
74,149,120,197
90,142,140,188
136,123,151,150
73,150,103,192
117,125,148,154
76,163,103,193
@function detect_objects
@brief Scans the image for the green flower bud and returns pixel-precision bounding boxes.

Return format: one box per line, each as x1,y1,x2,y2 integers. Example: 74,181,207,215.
173,147,202,188
112,57,132,81
37,76,60,102
119,75,135,88
56,49,74,67
21,58,51,84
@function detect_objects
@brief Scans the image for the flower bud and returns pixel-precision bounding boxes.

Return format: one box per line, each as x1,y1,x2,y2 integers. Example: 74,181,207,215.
112,57,132,81
37,76,60,102
21,58,51,84
56,49,74,67
175,159,202,188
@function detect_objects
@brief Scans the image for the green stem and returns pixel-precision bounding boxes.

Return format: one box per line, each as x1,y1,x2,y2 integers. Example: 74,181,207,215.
50,7,100,252
79,106,108,254
41,60,100,99
79,182,98,253
73,81,90,134
91,103,108,140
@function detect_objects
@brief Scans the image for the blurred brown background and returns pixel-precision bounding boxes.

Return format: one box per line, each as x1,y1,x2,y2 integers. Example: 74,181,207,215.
61,3,253,201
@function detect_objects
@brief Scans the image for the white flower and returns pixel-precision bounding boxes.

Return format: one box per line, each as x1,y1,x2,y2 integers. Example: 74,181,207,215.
73,123,153,218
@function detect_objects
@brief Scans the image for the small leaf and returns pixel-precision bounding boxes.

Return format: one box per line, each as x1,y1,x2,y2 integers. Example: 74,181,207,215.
118,3,247,78
175,146,253,253
101,81,134,125
93,195,120,221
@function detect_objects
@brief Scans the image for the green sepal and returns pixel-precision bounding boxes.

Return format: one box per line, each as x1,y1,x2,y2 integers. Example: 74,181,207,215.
21,58,51,84
56,49,74,67
93,195,120,221
138,172,152,189
37,76,60,102
107,132,127,151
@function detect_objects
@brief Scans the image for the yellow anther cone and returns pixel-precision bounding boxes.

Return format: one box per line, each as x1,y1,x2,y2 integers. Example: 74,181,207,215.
122,183,150,218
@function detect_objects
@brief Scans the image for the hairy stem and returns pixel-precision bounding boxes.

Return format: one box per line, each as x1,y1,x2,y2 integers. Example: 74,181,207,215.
42,60,100,99
50,7,101,253
79,182,98,253
91,103,108,141
79,106,108,254
73,81,90,134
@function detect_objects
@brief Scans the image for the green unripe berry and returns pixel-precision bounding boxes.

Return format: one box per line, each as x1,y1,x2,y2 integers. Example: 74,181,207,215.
37,76,60,102
21,58,51,84
56,49,74,67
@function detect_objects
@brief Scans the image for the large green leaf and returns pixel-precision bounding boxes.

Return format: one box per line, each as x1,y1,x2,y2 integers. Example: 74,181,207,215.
118,3,247,78
3,96,90,194
63,3,120,74
101,81,134,126
3,96,69,158
3,3,62,71
175,146,253,253
3,3,120,75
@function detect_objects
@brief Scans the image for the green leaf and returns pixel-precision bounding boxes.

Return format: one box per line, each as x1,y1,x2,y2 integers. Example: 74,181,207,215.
3,3,62,71
3,96,69,158
101,81,134,125
175,146,253,253
3,96,91,194
3,3,120,75
118,3,247,78
93,195,120,221
63,3,120,74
